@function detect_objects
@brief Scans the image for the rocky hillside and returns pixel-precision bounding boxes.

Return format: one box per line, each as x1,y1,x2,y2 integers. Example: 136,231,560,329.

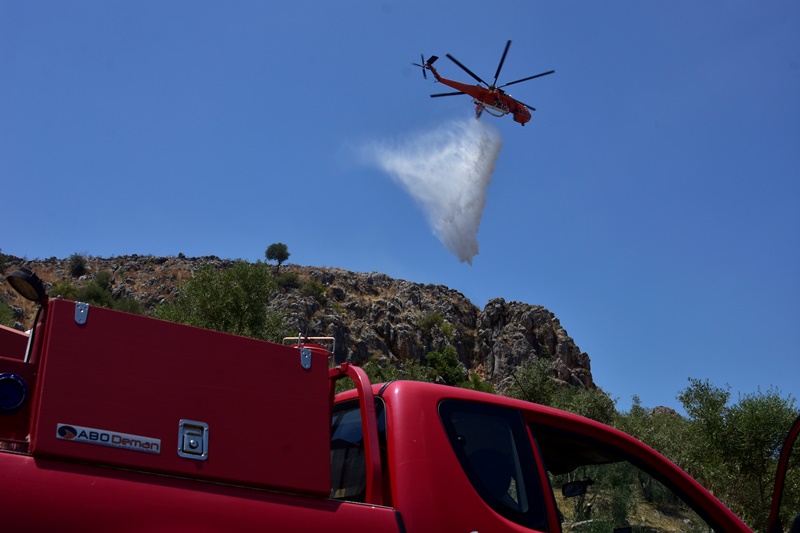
1,254,596,392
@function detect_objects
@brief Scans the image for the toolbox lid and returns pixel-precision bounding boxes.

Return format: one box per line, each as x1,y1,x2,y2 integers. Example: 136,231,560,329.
30,299,331,496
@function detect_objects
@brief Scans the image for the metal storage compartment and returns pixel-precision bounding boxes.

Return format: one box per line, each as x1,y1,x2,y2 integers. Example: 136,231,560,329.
30,299,331,496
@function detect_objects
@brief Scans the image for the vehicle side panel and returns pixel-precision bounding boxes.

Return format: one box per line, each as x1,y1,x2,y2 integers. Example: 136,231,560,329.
0,453,402,533
0,324,28,360
380,382,547,533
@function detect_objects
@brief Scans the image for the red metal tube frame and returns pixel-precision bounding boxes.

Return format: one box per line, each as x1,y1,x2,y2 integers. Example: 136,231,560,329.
767,413,800,533
329,363,382,506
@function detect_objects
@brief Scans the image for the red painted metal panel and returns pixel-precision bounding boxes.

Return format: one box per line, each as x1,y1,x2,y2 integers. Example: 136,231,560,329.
379,381,547,533
0,453,402,533
0,324,28,360
29,299,331,496
366,380,751,533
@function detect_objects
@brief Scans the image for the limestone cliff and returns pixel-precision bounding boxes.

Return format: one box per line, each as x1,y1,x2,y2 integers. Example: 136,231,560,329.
2,255,595,391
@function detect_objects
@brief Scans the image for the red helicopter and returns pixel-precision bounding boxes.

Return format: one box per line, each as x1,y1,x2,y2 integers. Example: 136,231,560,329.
413,40,554,126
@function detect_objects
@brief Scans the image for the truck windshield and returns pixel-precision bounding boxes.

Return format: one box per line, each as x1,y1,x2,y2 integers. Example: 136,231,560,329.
330,398,386,502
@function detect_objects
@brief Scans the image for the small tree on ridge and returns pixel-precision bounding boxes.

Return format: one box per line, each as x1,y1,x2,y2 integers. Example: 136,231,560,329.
265,243,290,271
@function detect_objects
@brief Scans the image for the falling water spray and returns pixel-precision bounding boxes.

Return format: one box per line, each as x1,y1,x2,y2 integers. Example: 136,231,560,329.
365,119,502,265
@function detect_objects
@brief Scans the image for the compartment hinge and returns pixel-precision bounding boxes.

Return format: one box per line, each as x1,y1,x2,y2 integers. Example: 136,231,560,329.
75,302,90,325
300,347,312,369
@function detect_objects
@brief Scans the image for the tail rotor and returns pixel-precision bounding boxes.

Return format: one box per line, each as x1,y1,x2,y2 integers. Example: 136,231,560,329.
411,54,438,80
411,54,427,79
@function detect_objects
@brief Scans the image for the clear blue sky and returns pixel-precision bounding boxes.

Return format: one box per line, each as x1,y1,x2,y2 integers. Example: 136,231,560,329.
2,1,798,412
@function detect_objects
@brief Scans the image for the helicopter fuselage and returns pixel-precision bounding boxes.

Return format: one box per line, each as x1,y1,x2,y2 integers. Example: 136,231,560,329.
427,63,532,125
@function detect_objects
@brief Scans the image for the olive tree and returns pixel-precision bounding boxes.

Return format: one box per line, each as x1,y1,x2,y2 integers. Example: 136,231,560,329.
677,378,798,530
265,243,290,271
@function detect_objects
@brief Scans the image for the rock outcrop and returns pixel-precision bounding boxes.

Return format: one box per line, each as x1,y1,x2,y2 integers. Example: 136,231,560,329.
1,254,595,391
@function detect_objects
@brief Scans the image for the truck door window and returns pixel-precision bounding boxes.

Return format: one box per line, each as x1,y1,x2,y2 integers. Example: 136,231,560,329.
532,425,719,532
330,398,386,502
439,400,549,531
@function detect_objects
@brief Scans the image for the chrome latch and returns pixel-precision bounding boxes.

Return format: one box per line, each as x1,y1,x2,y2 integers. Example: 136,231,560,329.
178,420,208,460
75,302,89,325
300,347,312,370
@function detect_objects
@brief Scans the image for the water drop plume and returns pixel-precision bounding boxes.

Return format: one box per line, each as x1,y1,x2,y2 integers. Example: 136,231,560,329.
366,119,502,265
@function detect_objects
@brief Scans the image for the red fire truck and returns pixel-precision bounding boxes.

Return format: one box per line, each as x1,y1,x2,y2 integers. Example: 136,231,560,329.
1,268,797,532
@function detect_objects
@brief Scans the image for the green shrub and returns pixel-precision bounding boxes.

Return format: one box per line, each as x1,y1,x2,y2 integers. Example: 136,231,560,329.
112,297,144,315
425,346,466,386
94,270,113,291
154,261,284,341
0,301,15,327
361,358,436,385
463,373,495,393
68,252,88,277
276,272,300,290
49,276,142,315
302,280,326,300
50,281,79,300
418,311,444,336
418,311,454,339
440,321,454,339
76,281,114,308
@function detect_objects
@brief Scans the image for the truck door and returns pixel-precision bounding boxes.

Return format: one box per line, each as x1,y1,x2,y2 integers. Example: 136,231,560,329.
438,400,551,532
528,423,751,532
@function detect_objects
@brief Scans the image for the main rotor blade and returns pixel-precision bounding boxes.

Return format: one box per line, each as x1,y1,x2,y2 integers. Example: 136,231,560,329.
492,40,512,88
430,91,467,98
445,53,488,86
498,70,555,88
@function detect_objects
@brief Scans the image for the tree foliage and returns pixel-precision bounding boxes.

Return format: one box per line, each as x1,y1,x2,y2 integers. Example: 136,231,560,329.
425,346,466,386
617,379,799,531
554,385,616,425
614,395,692,471
507,357,616,424
265,243,290,270
155,261,284,342
361,358,434,385
350,346,493,393
462,372,495,393
507,357,557,406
